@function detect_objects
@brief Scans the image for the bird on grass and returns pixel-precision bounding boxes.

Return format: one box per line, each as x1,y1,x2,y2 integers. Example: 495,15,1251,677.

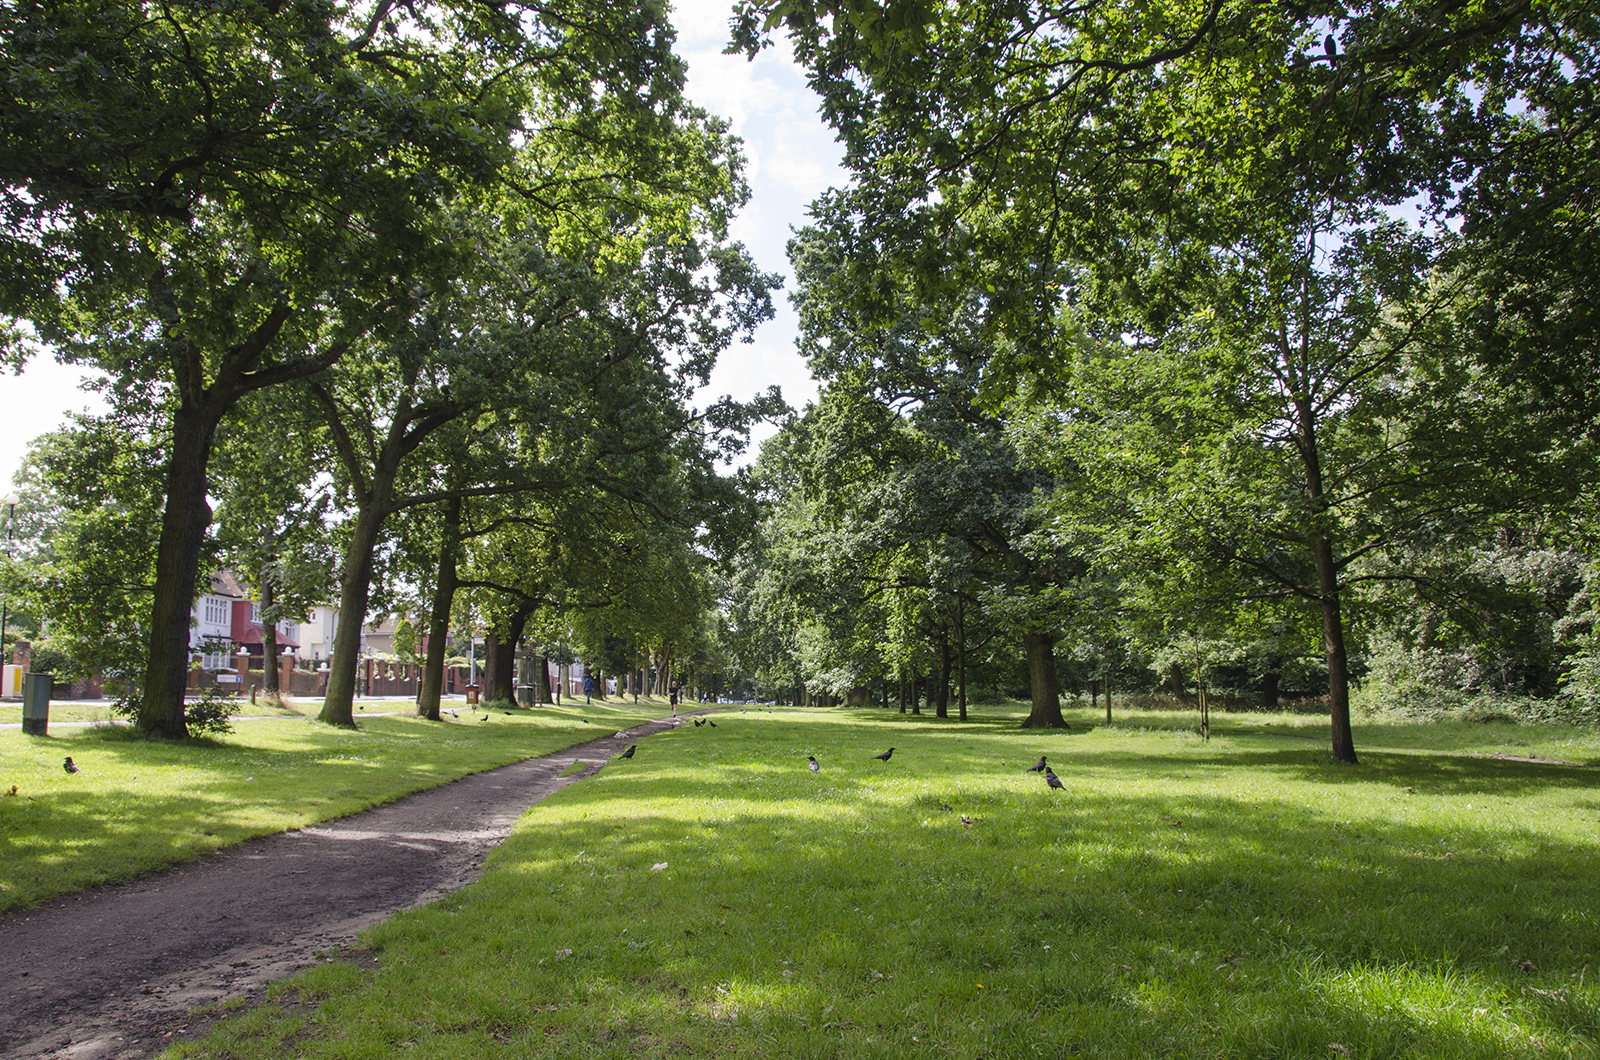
619,744,637,759
694,718,704,727
6,784,18,796
63,757,80,774
708,720,717,727
1044,768,1063,791
1026,755,1047,773
479,714,489,722
808,755,819,773
448,710,459,718
872,747,895,762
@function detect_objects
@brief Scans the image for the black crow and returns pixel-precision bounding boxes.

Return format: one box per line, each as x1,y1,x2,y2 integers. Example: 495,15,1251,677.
1026,755,1047,773
872,747,895,762
619,744,637,759
1045,768,1063,790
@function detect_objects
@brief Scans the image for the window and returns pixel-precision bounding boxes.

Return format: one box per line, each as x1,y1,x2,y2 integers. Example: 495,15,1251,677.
202,597,229,626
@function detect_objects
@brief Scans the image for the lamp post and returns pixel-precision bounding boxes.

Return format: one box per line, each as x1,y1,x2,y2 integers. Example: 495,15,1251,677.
0,493,17,690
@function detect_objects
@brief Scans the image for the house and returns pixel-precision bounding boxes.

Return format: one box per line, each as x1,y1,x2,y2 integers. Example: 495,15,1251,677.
190,571,301,668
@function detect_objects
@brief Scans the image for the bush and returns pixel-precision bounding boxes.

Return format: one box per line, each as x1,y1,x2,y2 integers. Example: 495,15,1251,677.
109,683,235,737
26,641,83,679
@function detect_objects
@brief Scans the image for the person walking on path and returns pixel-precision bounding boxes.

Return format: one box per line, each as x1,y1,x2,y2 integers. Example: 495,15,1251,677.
583,674,595,705
669,680,679,717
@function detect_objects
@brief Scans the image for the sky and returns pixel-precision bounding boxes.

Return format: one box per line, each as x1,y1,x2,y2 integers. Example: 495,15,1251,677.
0,2,842,491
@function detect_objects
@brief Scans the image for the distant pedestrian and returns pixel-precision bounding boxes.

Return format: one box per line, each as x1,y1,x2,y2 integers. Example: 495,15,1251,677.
583,674,595,705
669,681,679,717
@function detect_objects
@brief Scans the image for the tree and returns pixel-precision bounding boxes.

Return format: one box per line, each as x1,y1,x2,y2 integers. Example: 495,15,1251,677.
2,0,703,736
736,0,1600,761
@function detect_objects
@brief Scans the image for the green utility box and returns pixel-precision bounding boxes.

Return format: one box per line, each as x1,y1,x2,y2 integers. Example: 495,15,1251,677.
21,672,50,736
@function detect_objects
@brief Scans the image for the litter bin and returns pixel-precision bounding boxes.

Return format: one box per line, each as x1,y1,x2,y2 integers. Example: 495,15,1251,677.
21,672,50,736
465,683,479,706
516,684,534,707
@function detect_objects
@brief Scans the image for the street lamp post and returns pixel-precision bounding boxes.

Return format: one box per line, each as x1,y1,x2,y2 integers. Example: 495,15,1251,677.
0,493,17,690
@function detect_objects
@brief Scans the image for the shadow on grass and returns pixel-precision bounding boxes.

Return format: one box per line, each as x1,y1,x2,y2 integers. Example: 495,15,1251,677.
321,770,1600,1060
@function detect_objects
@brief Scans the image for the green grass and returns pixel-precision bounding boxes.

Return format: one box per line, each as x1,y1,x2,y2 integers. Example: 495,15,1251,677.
0,695,666,911
166,704,1600,1060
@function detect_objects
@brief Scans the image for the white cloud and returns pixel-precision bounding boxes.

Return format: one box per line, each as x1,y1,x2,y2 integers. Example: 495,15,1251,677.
0,360,105,488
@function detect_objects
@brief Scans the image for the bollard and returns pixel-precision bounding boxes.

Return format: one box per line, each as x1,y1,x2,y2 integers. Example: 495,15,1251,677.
21,672,50,736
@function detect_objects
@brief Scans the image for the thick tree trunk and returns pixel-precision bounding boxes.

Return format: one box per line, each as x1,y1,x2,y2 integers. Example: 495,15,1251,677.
483,602,533,704
531,654,552,704
1261,665,1282,710
137,401,222,737
416,496,461,721
319,503,386,726
1020,630,1068,728
1168,661,1184,701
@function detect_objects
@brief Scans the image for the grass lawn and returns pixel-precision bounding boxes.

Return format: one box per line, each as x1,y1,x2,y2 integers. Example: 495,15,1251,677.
0,694,668,911
167,703,1600,1060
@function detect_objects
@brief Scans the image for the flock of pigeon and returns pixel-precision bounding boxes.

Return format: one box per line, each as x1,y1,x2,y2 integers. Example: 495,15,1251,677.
611,719,1066,791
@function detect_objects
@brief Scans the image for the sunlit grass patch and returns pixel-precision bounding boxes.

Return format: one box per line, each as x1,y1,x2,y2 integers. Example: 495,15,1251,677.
168,704,1600,1059
0,702,653,911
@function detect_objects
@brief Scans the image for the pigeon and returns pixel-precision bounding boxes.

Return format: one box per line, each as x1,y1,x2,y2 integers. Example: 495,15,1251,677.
63,757,80,774
1026,755,1047,773
872,747,895,762
1044,768,1063,791
581,718,589,725
808,755,819,773
619,744,637,759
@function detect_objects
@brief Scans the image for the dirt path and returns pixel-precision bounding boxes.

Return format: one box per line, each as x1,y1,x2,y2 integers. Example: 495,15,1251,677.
0,716,685,1059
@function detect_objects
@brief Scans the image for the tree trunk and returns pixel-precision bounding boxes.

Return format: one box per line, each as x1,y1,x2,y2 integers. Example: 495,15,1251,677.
956,602,968,721
483,602,533,704
1261,665,1282,710
1296,392,1358,764
531,654,552,704
1020,630,1068,728
416,496,461,721
1315,534,1359,763
137,400,222,737
260,573,280,697
1168,661,1184,701
910,673,921,715
319,503,387,726
935,626,951,719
